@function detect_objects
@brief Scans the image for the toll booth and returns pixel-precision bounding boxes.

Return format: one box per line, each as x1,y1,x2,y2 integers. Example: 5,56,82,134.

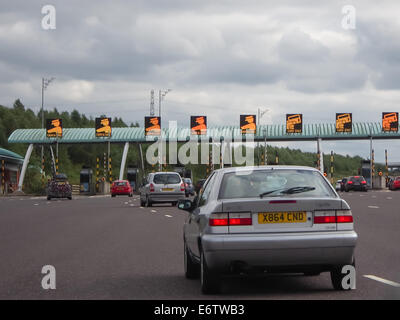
80,167,95,195
127,167,139,192
174,166,192,180
360,160,371,187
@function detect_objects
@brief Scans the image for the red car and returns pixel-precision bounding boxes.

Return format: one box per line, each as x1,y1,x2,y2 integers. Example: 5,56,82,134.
111,180,133,197
389,177,400,190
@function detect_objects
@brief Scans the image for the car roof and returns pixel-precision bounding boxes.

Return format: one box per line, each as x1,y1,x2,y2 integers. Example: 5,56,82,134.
212,165,321,174
150,171,180,174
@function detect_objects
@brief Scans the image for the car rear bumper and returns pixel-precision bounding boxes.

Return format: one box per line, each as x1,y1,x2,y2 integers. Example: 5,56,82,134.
348,185,367,191
201,231,357,271
112,191,131,195
149,192,185,203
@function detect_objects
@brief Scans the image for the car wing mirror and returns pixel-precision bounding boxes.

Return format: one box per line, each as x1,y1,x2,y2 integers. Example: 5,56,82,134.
177,199,193,211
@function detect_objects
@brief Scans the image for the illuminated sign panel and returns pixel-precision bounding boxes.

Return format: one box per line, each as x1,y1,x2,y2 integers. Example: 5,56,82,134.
286,114,303,133
46,119,63,138
95,117,112,137
240,115,256,134
382,112,398,132
191,116,207,135
145,116,161,136
336,113,352,133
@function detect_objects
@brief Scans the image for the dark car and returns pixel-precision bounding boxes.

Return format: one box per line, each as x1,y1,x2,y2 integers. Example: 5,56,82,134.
340,177,349,192
389,176,400,190
111,180,133,197
345,176,368,192
47,174,72,200
194,179,206,195
183,178,195,197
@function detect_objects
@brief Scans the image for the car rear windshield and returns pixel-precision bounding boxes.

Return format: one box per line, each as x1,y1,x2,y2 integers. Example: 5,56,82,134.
183,178,192,183
219,169,336,199
115,181,127,186
153,174,181,184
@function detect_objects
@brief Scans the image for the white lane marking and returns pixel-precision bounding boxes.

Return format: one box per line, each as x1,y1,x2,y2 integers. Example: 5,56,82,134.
140,207,144,209
130,204,134,207
124,202,128,205
368,205,379,209
364,275,400,288
151,210,157,213
372,195,377,198
165,214,172,218
34,203,39,206
386,197,393,200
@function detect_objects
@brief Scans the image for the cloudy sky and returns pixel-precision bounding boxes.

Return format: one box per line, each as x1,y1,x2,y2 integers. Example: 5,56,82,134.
1,0,400,162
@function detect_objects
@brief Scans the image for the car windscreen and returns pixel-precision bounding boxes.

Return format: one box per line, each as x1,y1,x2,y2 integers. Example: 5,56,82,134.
153,174,181,184
219,169,336,199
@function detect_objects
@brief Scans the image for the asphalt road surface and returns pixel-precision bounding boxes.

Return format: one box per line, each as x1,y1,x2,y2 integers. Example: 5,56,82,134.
0,190,399,299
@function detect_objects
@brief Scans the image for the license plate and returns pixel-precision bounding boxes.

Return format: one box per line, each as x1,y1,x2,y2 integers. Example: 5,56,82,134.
162,188,174,192
258,212,307,224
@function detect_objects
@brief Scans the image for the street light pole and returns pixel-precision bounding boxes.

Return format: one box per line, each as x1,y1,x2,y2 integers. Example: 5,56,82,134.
158,89,171,171
257,107,269,165
40,77,55,178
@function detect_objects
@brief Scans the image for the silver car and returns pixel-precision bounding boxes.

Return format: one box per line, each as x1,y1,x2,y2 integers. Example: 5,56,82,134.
179,166,358,294
139,172,185,207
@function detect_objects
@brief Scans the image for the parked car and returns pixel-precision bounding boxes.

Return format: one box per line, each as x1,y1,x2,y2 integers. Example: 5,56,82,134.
345,176,368,192
335,180,342,191
340,177,349,192
389,176,400,190
139,172,185,207
179,166,357,294
47,174,72,200
111,180,133,197
194,179,206,194
183,178,195,197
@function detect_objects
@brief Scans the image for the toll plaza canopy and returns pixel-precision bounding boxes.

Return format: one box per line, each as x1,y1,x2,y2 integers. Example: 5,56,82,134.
7,122,400,144
0,147,24,162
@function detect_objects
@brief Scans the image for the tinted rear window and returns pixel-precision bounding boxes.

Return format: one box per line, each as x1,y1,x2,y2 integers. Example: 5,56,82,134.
115,181,127,186
153,174,181,184
219,169,336,199
350,176,365,182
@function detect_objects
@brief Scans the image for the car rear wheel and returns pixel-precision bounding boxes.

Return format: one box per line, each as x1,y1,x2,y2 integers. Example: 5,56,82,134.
111,194,116,197
200,251,220,294
330,259,355,291
145,196,152,207
129,193,133,197
47,196,51,201
184,242,200,279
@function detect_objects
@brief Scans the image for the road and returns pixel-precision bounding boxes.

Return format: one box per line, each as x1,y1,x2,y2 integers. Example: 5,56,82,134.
0,190,399,299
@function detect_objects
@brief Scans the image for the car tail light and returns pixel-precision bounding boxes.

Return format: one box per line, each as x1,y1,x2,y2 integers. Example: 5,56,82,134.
209,214,229,226
347,181,353,184
149,183,155,192
336,215,353,223
314,210,353,224
314,216,336,224
229,213,252,226
209,213,252,226
361,181,367,184
269,200,297,204
180,183,185,191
